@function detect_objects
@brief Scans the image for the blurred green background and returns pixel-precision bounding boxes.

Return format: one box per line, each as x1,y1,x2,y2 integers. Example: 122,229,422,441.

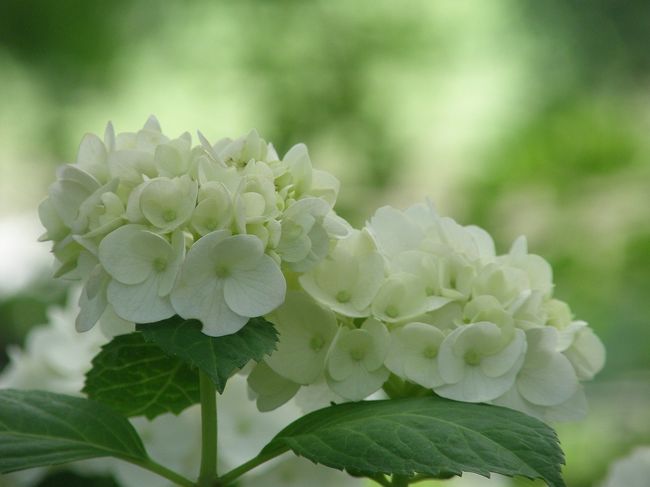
1,1,649,486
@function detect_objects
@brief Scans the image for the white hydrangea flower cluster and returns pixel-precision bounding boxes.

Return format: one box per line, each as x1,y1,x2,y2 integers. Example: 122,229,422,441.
251,202,606,422
39,117,349,336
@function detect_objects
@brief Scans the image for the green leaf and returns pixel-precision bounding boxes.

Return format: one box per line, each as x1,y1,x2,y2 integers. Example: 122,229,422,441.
0,389,148,473
83,333,200,419
137,315,278,393
262,396,566,487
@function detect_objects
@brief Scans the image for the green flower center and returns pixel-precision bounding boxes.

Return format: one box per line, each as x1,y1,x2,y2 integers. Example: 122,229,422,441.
162,209,177,222
423,346,438,359
385,305,399,319
309,335,325,352
464,350,482,366
335,290,351,303
215,266,231,278
153,257,167,272
350,348,365,361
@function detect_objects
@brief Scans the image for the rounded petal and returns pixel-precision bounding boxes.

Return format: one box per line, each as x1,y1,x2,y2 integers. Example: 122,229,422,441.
214,234,264,271
266,292,337,385
171,275,247,337
248,362,300,412
107,276,175,323
480,329,527,378
99,225,170,285
435,363,519,403
327,365,389,401
223,254,286,317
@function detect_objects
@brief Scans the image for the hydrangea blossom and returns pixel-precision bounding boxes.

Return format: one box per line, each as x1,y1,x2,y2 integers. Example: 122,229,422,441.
254,201,606,422
39,117,348,336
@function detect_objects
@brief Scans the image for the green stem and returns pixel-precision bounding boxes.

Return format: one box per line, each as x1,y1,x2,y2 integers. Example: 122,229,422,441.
127,458,195,487
368,473,392,486
391,474,411,487
218,449,287,486
198,370,218,487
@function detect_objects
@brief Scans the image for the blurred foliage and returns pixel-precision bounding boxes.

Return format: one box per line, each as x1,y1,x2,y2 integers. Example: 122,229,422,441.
1,1,649,487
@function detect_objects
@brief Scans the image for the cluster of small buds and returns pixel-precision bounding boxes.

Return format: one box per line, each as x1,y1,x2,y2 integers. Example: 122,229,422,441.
250,202,606,422
39,118,349,336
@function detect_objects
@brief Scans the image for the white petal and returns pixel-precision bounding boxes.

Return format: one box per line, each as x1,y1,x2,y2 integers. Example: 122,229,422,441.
266,292,337,384
214,234,264,271
223,255,286,317
564,327,606,380
98,225,165,285
368,205,423,257
326,365,389,401
76,270,109,332
480,329,527,378
435,364,519,403
108,276,175,323
517,349,578,406
248,362,300,412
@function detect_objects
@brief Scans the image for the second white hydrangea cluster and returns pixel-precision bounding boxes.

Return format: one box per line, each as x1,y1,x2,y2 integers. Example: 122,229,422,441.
250,202,606,422
39,118,349,336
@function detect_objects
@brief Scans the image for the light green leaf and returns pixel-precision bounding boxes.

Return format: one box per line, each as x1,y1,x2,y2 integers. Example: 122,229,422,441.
137,315,278,393
83,332,200,419
0,389,148,473
262,396,566,487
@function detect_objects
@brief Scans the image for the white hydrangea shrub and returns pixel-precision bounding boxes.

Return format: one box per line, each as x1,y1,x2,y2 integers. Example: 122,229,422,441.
253,201,606,422
39,118,349,337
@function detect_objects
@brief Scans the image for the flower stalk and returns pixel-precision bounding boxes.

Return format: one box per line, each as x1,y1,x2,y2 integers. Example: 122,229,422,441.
198,370,218,487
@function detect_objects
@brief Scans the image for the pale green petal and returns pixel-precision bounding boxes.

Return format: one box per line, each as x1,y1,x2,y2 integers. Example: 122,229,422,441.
107,275,175,323
266,292,336,385
157,229,185,297
140,176,198,231
213,234,264,271
452,322,502,356
327,329,371,381
171,273,247,337
350,253,386,311
368,205,423,257
309,168,339,205
154,144,188,177
38,198,68,241
564,327,606,380
437,327,466,384
99,225,170,285
76,133,109,182
248,361,300,412
76,268,109,332
435,362,519,403
544,386,588,422
323,212,351,238
107,150,156,186
283,143,313,196
327,365,389,401
191,196,232,236
224,254,286,317
361,319,390,371
371,273,430,323
466,225,496,264
404,355,444,389
480,329,526,378
517,346,578,407
48,179,93,227
288,223,329,272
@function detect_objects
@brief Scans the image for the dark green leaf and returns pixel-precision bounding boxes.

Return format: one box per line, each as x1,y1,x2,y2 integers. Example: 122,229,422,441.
137,316,278,393
262,396,566,487
0,389,148,473
83,333,200,419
